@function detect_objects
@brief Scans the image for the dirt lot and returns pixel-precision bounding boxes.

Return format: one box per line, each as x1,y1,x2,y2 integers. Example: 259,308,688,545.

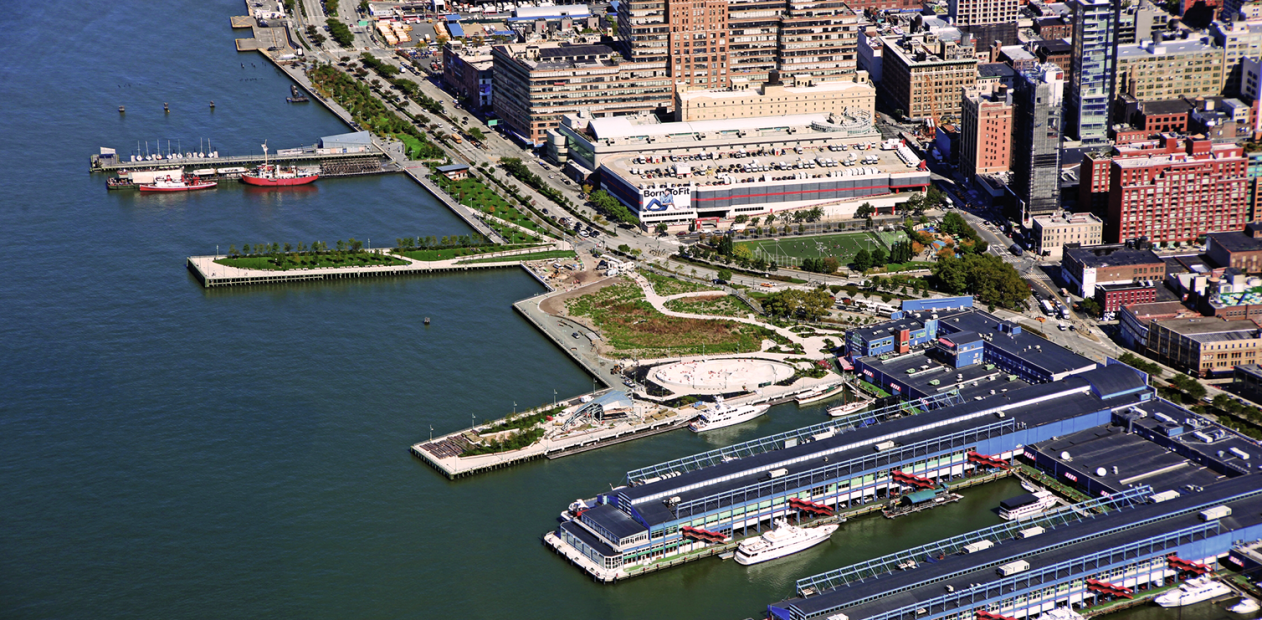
539,276,617,316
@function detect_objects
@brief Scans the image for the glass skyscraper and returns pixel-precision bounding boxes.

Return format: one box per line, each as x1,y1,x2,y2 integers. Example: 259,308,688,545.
1068,0,1116,144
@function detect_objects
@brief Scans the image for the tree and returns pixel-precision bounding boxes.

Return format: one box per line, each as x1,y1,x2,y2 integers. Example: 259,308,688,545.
716,268,733,282
468,127,485,141
655,222,669,235
871,247,888,266
855,202,875,218
853,248,872,272
931,255,968,294
734,214,749,224
762,288,834,321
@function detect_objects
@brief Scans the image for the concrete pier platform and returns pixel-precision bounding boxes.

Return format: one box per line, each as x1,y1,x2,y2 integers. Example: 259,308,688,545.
411,393,697,479
186,245,565,288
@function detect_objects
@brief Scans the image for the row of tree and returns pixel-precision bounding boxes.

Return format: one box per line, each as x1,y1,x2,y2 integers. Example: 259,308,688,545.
587,189,638,225
800,257,841,274
229,239,365,257
394,234,491,250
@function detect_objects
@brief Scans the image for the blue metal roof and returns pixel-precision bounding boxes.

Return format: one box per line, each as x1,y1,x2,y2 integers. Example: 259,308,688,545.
447,22,465,37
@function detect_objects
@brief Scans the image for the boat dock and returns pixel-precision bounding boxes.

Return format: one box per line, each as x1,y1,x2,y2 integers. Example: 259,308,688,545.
410,393,698,479
91,147,390,175
186,244,567,288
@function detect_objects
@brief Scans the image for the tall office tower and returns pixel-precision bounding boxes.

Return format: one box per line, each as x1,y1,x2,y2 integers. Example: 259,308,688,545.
727,0,785,84
667,0,730,88
948,0,1017,27
777,0,859,82
1012,64,1066,220
1067,0,1116,144
618,0,670,64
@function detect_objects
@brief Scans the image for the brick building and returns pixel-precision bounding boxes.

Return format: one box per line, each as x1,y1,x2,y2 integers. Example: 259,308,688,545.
1207,230,1262,272
879,33,978,122
1147,316,1262,377
1095,282,1158,315
959,82,1013,180
1061,243,1166,297
1104,137,1250,245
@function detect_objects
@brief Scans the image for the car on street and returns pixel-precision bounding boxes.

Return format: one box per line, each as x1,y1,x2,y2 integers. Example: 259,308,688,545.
572,332,580,339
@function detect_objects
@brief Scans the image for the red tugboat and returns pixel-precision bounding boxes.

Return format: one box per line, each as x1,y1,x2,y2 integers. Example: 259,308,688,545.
240,141,319,187
137,174,217,193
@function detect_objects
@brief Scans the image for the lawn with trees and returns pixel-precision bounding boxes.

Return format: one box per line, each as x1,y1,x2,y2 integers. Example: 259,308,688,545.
930,253,1030,309
458,249,577,264
215,240,408,271
325,19,354,47
430,174,551,243
760,288,835,321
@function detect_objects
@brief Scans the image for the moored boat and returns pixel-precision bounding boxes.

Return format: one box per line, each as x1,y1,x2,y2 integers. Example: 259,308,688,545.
689,396,769,432
827,388,873,417
137,174,217,192
998,490,1057,521
1229,597,1260,614
241,140,318,187
734,519,838,565
796,384,845,406
1154,577,1233,607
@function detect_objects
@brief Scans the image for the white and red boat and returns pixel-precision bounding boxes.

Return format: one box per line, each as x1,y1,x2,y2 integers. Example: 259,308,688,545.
138,174,217,192
240,141,318,187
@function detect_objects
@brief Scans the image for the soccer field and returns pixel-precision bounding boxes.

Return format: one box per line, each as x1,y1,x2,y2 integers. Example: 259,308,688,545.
738,231,885,266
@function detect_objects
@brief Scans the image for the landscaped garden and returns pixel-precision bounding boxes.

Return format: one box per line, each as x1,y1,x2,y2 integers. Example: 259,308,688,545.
663,294,750,318
566,279,773,358
431,173,554,244
642,271,717,297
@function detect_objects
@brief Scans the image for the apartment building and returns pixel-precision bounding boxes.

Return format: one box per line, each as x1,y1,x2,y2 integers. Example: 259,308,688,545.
879,33,978,121
949,0,1016,27
1115,37,1226,102
668,0,730,89
1067,0,1116,144
674,73,874,121
958,82,1013,181
777,0,859,83
491,43,674,145
1104,137,1249,245
1011,63,1065,219
1211,16,1262,97
1031,212,1103,259
1061,243,1165,297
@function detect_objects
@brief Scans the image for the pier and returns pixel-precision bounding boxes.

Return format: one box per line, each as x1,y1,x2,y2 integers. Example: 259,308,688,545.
410,391,698,479
186,244,567,288
91,146,390,175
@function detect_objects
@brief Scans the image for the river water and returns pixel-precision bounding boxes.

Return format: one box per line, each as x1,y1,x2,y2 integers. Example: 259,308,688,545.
0,2,1242,619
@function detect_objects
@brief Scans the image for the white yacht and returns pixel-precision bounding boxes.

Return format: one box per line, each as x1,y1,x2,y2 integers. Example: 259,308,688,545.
734,520,838,565
999,491,1057,521
1229,597,1260,614
689,397,769,432
1154,577,1233,607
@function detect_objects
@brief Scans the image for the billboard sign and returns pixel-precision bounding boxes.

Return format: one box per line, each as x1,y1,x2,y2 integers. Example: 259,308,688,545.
640,185,692,213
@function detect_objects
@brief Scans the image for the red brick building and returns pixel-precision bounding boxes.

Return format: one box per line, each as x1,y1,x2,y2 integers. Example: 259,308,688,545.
1135,100,1191,134
1095,282,1157,315
1103,136,1250,245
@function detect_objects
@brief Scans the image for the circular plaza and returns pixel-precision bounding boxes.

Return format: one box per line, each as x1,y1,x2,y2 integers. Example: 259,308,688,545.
651,358,796,395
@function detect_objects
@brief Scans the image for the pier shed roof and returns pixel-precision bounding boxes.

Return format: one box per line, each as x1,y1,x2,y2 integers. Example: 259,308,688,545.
783,475,1262,620
319,131,372,148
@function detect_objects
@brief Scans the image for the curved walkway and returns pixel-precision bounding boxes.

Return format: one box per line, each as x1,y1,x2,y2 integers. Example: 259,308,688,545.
628,273,833,360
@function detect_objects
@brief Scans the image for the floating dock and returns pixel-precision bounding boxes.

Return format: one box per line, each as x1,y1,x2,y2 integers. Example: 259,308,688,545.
91,146,389,174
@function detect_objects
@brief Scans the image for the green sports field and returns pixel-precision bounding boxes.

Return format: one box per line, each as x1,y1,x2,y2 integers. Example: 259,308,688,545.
737,231,890,266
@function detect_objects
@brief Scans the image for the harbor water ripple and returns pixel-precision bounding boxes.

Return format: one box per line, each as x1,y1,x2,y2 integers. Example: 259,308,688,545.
0,2,1235,619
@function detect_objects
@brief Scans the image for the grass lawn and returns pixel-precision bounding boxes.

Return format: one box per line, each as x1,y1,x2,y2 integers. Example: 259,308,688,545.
458,249,577,264
431,174,553,242
393,133,431,160
567,279,771,358
215,252,408,271
737,231,885,265
642,271,717,296
663,294,750,317
396,243,542,261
